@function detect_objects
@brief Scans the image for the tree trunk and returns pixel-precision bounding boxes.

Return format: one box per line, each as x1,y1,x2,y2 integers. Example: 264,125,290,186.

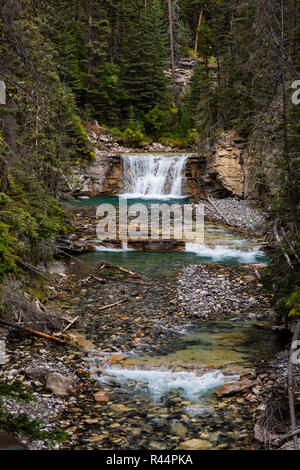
194,9,203,53
167,0,176,101
280,0,298,233
87,0,92,77
86,0,92,110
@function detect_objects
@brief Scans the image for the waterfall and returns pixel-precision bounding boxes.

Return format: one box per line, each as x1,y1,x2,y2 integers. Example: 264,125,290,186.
121,153,188,198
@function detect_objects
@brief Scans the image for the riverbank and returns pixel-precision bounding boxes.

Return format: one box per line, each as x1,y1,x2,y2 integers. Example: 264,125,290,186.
201,197,271,239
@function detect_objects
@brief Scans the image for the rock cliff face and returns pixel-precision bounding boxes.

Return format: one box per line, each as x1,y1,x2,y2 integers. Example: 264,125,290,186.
73,150,121,196
203,131,248,197
73,131,249,199
183,155,206,198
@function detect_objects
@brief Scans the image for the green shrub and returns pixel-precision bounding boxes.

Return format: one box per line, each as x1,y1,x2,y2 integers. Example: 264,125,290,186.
276,289,300,318
0,380,67,445
123,122,145,146
144,106,167,138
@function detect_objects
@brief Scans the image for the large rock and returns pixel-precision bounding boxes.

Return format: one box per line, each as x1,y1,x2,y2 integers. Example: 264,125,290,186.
141,240,181,251
45,372,78,397
74,150,121,196
93,391,112,403
184,155,206,198
215,378,254,397
204,131,248,197
179,439,212,450
24,366,51,383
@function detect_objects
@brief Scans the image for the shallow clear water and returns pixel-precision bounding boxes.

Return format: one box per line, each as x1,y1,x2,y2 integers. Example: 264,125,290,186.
62,193,282,449
67,195,268,281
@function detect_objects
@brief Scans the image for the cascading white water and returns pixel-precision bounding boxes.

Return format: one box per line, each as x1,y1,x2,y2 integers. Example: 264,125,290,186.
121,153,188,198
99,366,239,403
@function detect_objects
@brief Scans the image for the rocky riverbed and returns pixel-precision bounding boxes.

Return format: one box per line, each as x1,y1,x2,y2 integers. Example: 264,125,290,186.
0,258,293,450
202,197,271,238
174,264,272,319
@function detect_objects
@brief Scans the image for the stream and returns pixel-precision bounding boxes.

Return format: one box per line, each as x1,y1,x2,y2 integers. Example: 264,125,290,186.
57,153,285,450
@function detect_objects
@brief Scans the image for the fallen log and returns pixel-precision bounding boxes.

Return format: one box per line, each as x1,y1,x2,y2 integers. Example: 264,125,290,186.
274,427,300,444
0,318,67,344
202,187,231,226
15,259,50,282
41,240,94,269
97,298,129,312
97,260,141,278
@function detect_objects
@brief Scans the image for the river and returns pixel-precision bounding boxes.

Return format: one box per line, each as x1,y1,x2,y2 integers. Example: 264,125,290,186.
57,153,285,450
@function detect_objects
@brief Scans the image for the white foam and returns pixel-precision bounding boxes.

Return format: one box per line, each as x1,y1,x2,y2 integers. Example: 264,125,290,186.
185,243,265,263
101,367,238,402
95,244,134,252
119,193,188,200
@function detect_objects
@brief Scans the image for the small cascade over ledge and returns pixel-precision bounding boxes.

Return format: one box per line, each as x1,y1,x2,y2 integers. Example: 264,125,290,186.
121,153,188,199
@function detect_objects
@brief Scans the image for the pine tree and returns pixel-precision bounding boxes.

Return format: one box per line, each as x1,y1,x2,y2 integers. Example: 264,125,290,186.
120,0,171,118
84,0,111,116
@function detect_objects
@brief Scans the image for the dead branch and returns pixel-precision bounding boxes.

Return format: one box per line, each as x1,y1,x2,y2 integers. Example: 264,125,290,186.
120,279,155,286
205,196,231,226
62,315,79,332
274,427,300,444
273,218,293,268
132,285,156,298
81,275,106,285
97,298,129,312
97,260,141,278
280,227,300,262
15,259,50,281
252,265,261,279
0,318,67,344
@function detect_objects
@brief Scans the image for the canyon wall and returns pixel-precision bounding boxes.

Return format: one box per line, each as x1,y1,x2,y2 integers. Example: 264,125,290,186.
73,150,121,196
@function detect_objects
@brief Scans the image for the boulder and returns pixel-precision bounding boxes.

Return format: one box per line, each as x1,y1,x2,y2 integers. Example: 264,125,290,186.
215,378,254,397
204,131,247,197
45,372,78,397
179,439,212,450
141,240,179,251
93,391,112,403
24,366,51,383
